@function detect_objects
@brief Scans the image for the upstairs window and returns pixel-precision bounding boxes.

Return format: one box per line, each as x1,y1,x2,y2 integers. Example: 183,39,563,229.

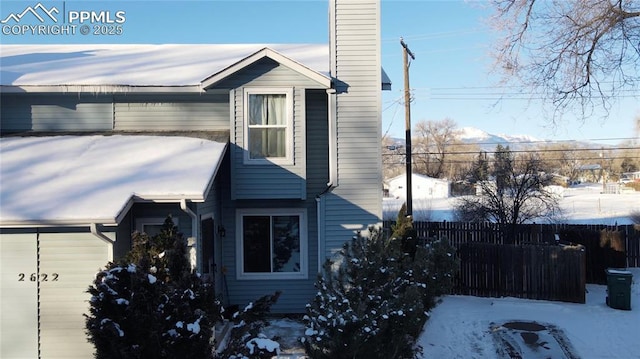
244,88,293,164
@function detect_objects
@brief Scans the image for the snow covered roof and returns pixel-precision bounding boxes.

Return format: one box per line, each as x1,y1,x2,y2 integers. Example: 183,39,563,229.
387,173,449,184
578,164,602,171
0,135,227,226
0,44,331,90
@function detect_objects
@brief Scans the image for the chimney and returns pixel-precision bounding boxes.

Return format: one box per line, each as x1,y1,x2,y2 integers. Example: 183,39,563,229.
328,0,382,217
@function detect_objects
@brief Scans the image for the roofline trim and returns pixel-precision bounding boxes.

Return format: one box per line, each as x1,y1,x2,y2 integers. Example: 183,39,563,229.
1,196,208,228
201,47,332,88
0,85,215,94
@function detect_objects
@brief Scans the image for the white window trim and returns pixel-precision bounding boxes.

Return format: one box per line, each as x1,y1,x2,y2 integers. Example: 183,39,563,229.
243,87,294,165
135,217,179,234
236,208,308,280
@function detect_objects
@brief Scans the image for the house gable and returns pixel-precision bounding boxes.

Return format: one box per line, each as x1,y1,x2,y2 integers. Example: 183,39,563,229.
211,57,330,201
202,47,331,89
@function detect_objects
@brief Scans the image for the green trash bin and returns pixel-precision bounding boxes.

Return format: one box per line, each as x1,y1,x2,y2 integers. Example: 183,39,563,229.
605,268,633,310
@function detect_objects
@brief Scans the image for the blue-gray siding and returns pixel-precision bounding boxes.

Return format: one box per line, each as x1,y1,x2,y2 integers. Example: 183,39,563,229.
1,93,230,133
1,94,112,132
214,58,327,201
113,94,229,131
220,89,328,313
325,0,382,257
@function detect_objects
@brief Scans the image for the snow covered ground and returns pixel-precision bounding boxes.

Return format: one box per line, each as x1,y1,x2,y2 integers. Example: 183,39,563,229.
267,268,639,358
418,267,640,359
267,184,639,358
384,183,640,225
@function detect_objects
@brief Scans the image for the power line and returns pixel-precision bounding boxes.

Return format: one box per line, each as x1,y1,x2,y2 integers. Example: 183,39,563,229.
383,146,640,156
382,28,486,43
384,137,640,146
387,85,640,96
382,98,403,139
383,156,640,165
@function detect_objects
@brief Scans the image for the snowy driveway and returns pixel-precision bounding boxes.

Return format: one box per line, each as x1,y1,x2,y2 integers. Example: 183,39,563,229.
418,268,640,359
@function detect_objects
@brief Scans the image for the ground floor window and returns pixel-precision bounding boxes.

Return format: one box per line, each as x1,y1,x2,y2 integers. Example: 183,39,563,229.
236,208,307,280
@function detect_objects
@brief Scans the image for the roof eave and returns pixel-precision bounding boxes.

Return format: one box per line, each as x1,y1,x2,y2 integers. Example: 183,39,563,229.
0,85,225,94
0,219,119,228
1,194,210,229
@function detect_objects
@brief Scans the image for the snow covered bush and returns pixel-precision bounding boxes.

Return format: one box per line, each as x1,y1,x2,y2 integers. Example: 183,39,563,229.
302,224,459,359
390,203,416,240
391,203,419,259
85,217,222,359
421,236,459,308
215,291,282,359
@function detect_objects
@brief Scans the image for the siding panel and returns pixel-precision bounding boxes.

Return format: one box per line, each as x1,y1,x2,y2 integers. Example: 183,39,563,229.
114,94,229,131
326,0,382,256
1,94,112,132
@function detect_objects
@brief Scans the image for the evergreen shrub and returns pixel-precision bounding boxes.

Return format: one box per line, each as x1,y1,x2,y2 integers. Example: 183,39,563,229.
85,217,222,359
302,208,458,359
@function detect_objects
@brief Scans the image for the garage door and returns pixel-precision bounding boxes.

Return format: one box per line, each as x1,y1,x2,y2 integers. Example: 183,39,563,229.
0,233,38,359
0,231,113,359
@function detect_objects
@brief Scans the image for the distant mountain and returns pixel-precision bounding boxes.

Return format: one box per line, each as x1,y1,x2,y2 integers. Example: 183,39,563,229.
386,127,545,152
456,127,543,151
385,126,606,153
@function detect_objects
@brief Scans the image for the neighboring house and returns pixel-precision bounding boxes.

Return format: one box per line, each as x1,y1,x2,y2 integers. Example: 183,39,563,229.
621,171,640,182
386,173,450,200
0,1,389,358
576,164,603,183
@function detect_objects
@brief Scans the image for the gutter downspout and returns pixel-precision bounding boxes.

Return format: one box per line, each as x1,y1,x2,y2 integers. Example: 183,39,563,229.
326,88,338,189
180,199,199,272
315,195,323,274
317,88,339,273
90,223,115,262
315,185,333,273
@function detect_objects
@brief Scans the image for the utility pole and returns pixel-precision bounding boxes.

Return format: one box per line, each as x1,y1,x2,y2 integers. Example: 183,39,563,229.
401,37,415,217
600,148,606,193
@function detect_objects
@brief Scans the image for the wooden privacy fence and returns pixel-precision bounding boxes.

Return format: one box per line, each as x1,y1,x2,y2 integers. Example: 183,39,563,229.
385,221,640,270
456,242,586,303
556,227,628,284
383,221,639,302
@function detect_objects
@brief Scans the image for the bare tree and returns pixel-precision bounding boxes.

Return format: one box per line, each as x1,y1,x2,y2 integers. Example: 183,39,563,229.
382,136,406,180
455,146,562,233
413,118,461,178
534,142,586,182
490,0,640,121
